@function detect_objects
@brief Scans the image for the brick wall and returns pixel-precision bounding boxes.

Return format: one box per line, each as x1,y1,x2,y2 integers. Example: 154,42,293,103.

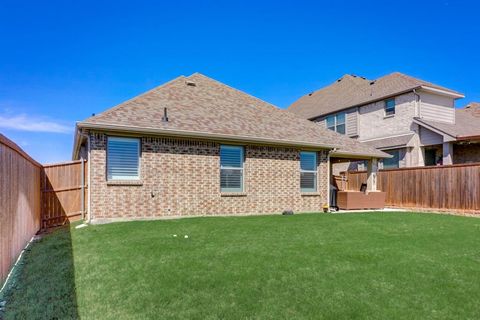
89,132,329,220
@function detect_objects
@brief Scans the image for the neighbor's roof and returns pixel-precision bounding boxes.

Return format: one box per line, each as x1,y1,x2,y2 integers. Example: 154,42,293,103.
361,133,415,150
414,103,480,140
288,72,464,119
75,73,387,158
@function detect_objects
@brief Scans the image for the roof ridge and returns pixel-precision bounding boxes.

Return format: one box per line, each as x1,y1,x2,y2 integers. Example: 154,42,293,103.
186,73,279,111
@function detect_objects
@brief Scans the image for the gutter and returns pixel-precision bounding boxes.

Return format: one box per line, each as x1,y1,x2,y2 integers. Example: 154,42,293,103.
330,150,391,159
419,86,464,99
77,121,339,150
456,135,480,141
413,88,421,117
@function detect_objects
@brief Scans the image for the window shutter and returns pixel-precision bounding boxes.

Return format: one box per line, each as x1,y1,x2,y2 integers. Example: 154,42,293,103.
107,137,140,180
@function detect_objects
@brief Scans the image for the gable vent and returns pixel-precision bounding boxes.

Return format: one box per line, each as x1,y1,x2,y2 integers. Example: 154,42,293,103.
186,81,196,87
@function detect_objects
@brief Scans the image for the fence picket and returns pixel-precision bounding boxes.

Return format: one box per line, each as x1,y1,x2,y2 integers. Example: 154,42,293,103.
343,163,480,214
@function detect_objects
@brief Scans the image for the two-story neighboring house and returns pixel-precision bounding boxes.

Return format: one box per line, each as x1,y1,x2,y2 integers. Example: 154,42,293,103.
288,72,480,171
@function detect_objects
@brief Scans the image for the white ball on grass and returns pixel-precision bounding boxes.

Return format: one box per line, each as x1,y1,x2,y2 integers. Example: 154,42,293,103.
184,235,189,239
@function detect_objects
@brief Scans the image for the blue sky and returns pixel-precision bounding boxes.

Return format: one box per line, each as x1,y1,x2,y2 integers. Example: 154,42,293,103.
1,0,479,163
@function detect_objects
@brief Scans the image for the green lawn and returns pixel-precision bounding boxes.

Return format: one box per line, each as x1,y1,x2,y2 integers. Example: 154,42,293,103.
2,212,480,319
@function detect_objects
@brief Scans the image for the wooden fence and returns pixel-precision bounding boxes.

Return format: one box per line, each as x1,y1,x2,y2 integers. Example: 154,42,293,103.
1,133,88,286
0,134,42,285
343,163,480,213
41,160,87,229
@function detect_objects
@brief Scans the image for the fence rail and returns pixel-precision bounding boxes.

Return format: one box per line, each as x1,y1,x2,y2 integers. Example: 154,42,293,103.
343,163,480,213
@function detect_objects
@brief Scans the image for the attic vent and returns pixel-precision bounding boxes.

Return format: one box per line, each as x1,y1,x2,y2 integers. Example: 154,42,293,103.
337,78,343,82
369,81,376,85
186,81,196,87
308,92,313,96
161,107,169,122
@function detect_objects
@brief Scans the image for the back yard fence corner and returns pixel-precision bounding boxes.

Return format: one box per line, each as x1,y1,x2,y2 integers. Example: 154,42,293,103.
1,134,86,286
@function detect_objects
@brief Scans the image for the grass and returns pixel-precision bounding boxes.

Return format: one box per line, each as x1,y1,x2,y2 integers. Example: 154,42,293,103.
1,212,480,319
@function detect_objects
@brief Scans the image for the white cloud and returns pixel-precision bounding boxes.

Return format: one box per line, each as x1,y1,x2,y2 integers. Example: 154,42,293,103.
0,114,71,134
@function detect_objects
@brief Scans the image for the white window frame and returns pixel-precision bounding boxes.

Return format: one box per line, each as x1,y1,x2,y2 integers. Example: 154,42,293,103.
300,151,317,192
385,98,396,116
220,145,244,193
326,112,346,134
106,136,141,181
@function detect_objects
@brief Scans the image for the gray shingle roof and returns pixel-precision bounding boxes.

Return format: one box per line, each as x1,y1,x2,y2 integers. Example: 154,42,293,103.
415,104,480,140
361,134,415,150
288,72,464,119
77,73,387,158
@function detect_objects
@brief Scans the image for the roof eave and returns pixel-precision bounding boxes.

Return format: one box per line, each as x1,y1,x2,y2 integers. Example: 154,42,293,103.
77,121,338,150
330,150,391,159
72,123,88,160
305,86,464,120
419,86,465,99
307,88,420,120
456,135,480,142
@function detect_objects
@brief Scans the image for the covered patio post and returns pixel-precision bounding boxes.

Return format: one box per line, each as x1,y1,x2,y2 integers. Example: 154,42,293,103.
442,142,453,165
366,158,378,192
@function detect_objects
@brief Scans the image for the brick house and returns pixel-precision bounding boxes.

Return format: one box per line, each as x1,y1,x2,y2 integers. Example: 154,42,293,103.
72,73,386,222
288,72,480,173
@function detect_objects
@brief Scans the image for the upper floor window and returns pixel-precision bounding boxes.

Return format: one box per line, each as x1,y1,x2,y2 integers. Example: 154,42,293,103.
107,136,140,180
300,151,317,192
220,145,244,192
326,112,346,134
385,98,396,116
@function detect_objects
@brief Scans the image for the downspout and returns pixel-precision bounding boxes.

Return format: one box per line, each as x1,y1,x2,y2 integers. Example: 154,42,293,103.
413,88,421,118
78,130,91,223
412,88,423,166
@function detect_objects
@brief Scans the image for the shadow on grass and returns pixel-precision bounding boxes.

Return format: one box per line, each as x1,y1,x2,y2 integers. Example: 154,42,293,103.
0,223,79,319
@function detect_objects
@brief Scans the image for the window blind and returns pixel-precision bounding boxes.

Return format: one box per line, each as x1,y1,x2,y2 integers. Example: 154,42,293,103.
300,151,317,192
220,145,244,192
107,137,140,180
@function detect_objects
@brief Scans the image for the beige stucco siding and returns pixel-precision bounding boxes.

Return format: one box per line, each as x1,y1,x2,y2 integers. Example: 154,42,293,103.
358,92,417,140
419,91,455,124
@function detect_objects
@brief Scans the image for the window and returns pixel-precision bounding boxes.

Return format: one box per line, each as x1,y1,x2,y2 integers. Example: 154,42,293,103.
220,145,244,192
107,137,140,180
326,112,346,134
385,98,395,116
300,151,317,192
382,149,400,169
